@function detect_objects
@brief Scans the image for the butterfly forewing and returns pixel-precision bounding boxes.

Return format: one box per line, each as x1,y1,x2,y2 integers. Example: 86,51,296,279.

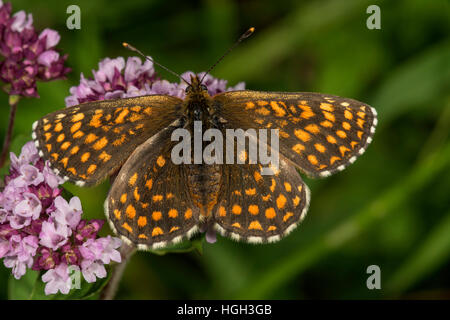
106,121,201,250
214,91,377,178
32,95,183,186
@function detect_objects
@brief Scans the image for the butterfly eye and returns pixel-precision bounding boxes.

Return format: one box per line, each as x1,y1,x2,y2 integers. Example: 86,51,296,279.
200,84,208,91
185,86,192,93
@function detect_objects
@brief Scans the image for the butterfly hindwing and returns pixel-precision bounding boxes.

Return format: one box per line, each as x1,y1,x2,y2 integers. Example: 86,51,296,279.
213,157,310,243
214,91,377,178
32,95,183,186
106,121,201,250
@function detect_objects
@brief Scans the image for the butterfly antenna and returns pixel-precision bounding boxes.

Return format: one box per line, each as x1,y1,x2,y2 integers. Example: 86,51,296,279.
122,42,191,85
200,27,255,83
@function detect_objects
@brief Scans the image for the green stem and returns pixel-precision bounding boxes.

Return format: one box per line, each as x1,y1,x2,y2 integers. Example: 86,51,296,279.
100,242,137,300
0,95,20,169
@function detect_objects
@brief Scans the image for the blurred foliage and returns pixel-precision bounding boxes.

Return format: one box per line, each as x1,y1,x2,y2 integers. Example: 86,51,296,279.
1,0,449,299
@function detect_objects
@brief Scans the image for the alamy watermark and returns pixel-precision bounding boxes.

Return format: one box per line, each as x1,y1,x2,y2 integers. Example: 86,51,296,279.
171,121,280,175
366,265,381,290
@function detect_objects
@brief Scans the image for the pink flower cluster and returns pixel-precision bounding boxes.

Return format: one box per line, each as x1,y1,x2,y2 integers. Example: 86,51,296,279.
0,1,70,97
0,142,121,295
65,56,245,107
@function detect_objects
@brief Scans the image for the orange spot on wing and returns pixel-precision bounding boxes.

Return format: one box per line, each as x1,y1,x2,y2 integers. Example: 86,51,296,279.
344,110,353,120
138,216,148,227
293,196,300,207
245,188,256,195
265,208,276,219
87,164,97,175
133,187,140,201
152,211,161,221
248,220,263,230
129,173,138,185
232,205,242,215
81,152,90,163
61,141,71,150
70,146,79,155
73,131,84,138
357,111,366,119
218,206,227,217
168,209,178,218
308,154,319,166
270,179,276,192
184,208,193,219
253,171,262,182
314,143,326,153
89,114,102,128
320,103,334,112
257,100,268,106
336,130,347,139
248,205,259,215
327,135,337,144
93,137,108,150
339,146,351,157
357,118,365,128
342,122,351,130
152,227,163,237
129,113,143,122
85,133,98,143
284,182,292,192
145,179,153,190
330,156,341,164
256,107,270,116
294,129,311,142
323,111,335,122
276,194,287,209
292,143,305,154
268,226,277,231
113,209,121,220
67,167,77,175
156,155,165,167
56,134,65,143
245,102,255,110
283,212,294,222
115,108,129,124
320,120,333,128
270,101,286,117
60,157,68,168
54,122,63,132
99,151,111,162
305,124,320,134
120,193,127,203
122,223,132,233
125,204,136,219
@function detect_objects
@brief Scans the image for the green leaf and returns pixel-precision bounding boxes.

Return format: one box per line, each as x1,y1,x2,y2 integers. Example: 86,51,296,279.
149,237,204,256
8,270,47,300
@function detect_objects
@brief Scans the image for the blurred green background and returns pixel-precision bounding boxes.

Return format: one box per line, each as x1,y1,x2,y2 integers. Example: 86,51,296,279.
1,0,449,299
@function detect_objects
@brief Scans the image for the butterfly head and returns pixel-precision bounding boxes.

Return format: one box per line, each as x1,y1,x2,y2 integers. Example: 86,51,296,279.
185,75,208,96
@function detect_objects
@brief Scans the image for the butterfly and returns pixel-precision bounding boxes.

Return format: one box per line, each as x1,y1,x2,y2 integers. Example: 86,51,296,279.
31,32,377,250
31,73,377,250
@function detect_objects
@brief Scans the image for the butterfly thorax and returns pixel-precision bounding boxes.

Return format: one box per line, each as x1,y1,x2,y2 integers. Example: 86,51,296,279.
183,76,221,217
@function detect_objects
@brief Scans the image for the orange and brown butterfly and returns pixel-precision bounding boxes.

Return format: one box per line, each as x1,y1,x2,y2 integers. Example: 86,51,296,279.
31,28,377,250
